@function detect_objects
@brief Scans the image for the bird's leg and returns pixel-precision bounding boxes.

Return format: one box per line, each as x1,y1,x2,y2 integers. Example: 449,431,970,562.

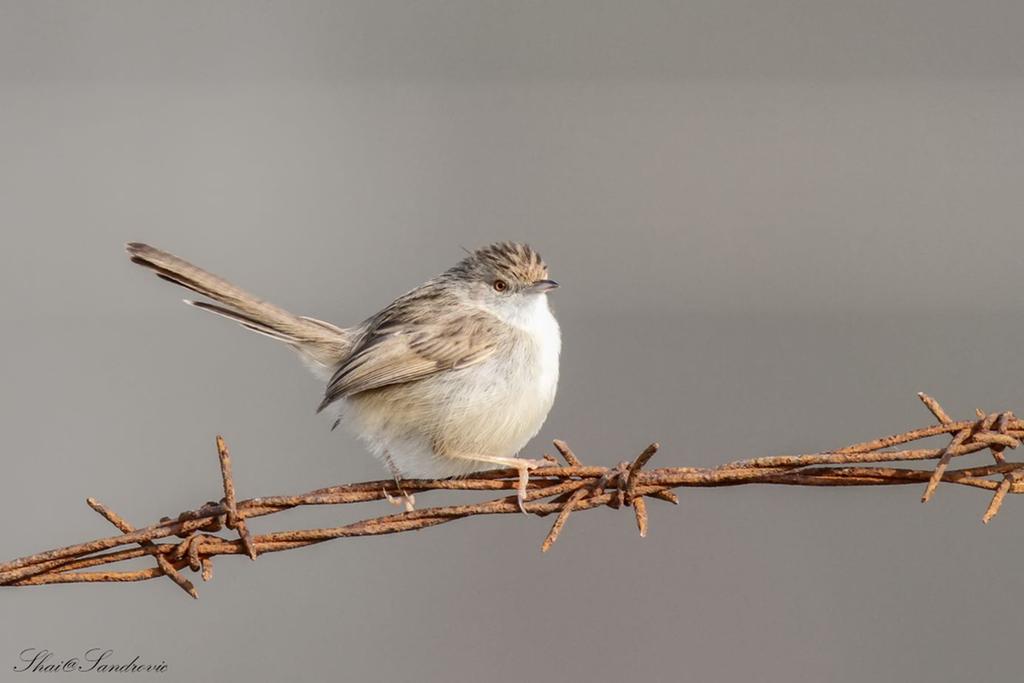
452,454,553,513
382,451,415,512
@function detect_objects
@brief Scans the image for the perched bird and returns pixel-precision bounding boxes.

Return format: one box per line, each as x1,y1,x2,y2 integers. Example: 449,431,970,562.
126,241,561,511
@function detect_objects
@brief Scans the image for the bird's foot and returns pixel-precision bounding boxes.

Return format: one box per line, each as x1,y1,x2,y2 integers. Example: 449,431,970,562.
513,458,556,514
383,487,416,512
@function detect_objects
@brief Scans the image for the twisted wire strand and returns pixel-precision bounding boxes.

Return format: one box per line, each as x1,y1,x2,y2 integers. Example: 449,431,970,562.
2,394,1021,598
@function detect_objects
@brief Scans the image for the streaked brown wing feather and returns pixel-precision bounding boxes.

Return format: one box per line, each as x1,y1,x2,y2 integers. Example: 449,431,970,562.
317,294,501,412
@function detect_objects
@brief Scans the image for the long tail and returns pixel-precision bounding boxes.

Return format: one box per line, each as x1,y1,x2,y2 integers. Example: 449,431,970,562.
126,242,351,369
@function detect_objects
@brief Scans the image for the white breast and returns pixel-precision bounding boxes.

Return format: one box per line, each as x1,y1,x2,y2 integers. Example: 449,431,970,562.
491,293,562,446
520,295,561,407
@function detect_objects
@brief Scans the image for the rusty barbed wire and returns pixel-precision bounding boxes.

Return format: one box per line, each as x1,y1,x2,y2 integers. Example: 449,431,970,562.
3,393,1023,598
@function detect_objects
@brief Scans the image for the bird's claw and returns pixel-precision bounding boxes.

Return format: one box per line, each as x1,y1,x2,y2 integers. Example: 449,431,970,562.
515,458,554,514
383,487,416,512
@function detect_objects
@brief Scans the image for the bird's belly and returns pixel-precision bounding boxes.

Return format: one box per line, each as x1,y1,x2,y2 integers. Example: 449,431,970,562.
341,321,560,478
439,352,558,456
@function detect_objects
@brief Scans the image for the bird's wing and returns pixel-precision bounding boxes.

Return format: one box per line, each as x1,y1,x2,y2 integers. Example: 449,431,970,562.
317,297,501,411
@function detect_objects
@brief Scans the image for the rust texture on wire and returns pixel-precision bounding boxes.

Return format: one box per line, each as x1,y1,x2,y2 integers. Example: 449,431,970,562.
3,393,1023,598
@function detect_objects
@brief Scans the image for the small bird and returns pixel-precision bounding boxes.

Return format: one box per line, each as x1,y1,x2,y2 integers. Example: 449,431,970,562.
126,241,561,511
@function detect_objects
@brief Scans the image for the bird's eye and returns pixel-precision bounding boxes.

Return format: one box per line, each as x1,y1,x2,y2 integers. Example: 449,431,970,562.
493,279,508,292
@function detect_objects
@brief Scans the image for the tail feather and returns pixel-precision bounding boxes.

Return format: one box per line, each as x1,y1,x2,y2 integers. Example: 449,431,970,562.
185,300,300,345
126,242,351,368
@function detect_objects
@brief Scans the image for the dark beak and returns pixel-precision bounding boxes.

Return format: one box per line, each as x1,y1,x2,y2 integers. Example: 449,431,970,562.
529,279,559,293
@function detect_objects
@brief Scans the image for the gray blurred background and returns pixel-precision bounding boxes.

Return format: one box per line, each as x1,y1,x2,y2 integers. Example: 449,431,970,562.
3,1,1024,681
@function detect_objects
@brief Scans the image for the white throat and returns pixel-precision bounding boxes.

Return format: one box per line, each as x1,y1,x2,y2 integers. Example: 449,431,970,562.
488,293,557,333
